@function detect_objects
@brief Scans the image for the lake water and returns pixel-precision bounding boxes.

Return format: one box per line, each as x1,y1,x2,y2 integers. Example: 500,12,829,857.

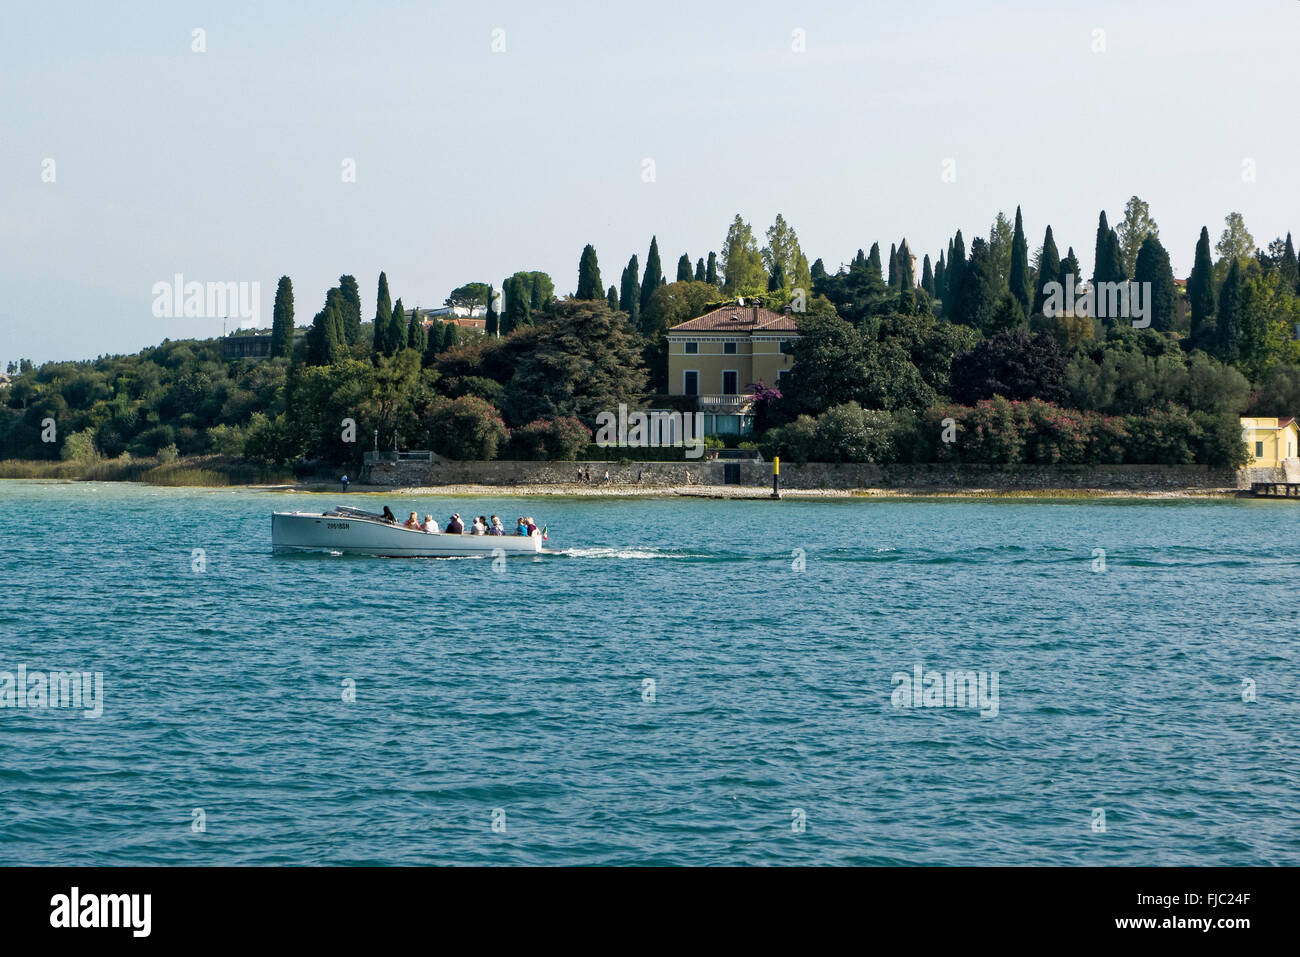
1,480,1296,865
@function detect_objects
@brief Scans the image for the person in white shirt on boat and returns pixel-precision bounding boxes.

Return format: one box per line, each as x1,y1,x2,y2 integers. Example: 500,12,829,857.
471,516,487,535
423,514,439,533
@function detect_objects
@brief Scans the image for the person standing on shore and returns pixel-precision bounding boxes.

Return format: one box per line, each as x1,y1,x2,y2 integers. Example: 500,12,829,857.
340,474,349,492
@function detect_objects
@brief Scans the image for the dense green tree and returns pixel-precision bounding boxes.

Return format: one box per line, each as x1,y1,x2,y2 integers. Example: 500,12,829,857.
811,258,827,283
762,214,811,292
501,298,648,426
720,217,764,293
618,255,640,328
989,211,1015,284
950,330,1069,405
677,253,692,282
866,242,883,281
1009,206,1031,316
887,243,899,290
1188,227,1216,348
934,251,947,305
338,275,361,344
1058,248,1081,299
270,276,294,358
1133,235,1177,332
501,274,531,335
945,232,966,320
694,257,706,282
1032,226,1060,316
1092,212,1113,286
391,300,408,354
1216,212,1255,264
422,319,442,366
1280,233,1300,294
1116,196,1159,278
641,236,664,310
705,251,718,285
920,255,935,298
896,240,916,313
576,244,603,300
607,285,620,311
485,285,499,337
1216,259,1243,359
640,280,719,341
407,305,428,354
768,261,787,292
373,272,393,357
956,237,1001,332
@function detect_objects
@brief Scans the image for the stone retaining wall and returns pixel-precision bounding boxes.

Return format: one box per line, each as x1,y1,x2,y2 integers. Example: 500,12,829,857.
364,458,1243,491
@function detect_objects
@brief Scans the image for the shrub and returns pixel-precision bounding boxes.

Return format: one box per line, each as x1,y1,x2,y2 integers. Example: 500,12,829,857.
423,395,508,461
60,428,99,462
505,416,592,460
157,443,180,463
206,422,248,457
758,415,819,464
813,402,895,463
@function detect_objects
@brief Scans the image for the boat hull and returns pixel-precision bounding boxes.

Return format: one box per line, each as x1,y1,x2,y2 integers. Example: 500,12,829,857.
271,511,544,556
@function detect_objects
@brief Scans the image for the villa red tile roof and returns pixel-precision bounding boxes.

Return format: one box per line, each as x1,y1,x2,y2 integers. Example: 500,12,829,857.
667,304,799,334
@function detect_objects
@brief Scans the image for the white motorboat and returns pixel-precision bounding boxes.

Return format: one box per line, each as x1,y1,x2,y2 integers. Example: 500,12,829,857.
272,506,546,557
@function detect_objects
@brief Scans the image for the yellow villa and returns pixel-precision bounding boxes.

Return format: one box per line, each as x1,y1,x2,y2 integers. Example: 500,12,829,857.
1240,417,1300,467
665,302,799,436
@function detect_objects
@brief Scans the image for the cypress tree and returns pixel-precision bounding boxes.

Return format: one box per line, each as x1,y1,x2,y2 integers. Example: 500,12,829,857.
1104,228,1126,284
407,306,428,354
1092,212,1112,286
946,232,967,320
887,243,899,290
934,251,947,304
392,299,408,353
706,251,718,285
1216,259,1243,359
485,285,499,337
619,255,640,328
1058,248,1080,304
1032,226,1060,316
695,258,706,282
852,248,867,270
640,237,663,313
1009,206,1031,315
503,275,531,334
897,240,916,313
1188,227,1215,348
443,321,461,352
607,285,620,311
422,319,440,366
811,258,827,283
867,243,883,280
1133,235,1177,332
677,254,692,282
957,238,1000,331
920,255,935,298
768,261,786,292
576,244,603,300
270,276,294,358
338,274,361,344
373,272,393,357
1280,232,1299,294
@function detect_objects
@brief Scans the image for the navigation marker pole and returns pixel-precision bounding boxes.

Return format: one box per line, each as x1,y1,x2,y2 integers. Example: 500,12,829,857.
772,455,781,500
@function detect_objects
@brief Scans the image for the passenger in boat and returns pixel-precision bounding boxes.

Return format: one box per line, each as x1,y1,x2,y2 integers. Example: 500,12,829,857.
381,506,397,524
525,516,538,535
515,517,529,536
404,511,421,529
446,513,464,534
423,514,439,533
471,516,487,535
489,515,505,535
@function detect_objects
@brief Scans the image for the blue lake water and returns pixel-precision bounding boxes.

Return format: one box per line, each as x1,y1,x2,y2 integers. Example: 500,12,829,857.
0,479,1296,865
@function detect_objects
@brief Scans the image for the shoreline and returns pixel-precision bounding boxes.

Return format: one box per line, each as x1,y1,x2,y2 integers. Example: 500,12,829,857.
259,481,1246,500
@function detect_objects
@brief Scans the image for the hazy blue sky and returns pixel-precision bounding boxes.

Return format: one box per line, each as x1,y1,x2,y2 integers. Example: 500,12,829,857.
3,0,1298,364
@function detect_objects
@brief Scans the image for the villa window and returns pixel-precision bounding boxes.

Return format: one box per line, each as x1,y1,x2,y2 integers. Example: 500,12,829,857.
683,371,699,396
779,340,794,355
723,342,737,355
1256,441,1264,458
722,370,738,395
684,341,698,354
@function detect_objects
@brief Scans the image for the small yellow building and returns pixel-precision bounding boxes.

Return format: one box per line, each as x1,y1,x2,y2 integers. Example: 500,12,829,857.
665,302,799,435
1240,417,1300,467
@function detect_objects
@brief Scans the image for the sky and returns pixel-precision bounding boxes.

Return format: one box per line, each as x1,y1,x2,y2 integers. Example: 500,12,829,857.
2,0,1298,365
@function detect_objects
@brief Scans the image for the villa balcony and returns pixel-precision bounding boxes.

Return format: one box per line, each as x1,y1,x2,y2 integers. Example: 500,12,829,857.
696,394,753,412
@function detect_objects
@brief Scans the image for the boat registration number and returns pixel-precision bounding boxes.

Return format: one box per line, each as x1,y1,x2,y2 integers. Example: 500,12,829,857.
326,522,350,529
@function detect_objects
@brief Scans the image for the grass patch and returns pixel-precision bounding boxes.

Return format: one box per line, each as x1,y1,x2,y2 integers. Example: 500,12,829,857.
0,455,292,487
